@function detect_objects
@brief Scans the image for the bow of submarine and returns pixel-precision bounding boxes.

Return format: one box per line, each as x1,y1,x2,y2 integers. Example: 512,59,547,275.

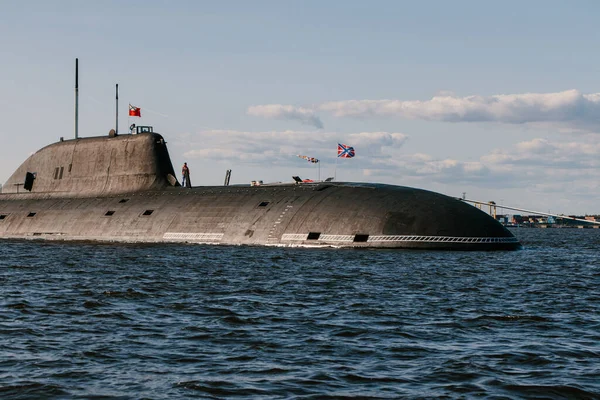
285,183,521,250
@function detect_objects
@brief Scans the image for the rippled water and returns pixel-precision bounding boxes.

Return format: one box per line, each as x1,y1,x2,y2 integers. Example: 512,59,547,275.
1,228,600,399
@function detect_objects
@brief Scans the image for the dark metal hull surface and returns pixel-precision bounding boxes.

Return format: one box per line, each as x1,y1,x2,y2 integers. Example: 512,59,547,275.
0,182,521,250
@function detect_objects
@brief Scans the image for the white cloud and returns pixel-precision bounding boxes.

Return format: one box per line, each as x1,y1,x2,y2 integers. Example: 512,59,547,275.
249,90,600,132
247,104,323,129
171,129,600,213
345,131,408,156
178,130,600,188
178,129,409,167
343,135,600,193
482,138,600,170
319,90,600,127
366,154,495,186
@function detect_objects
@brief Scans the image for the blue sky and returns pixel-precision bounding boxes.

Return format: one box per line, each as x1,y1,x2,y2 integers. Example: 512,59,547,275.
1,1,600,214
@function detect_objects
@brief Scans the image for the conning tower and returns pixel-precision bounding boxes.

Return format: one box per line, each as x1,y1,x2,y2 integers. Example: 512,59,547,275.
2,126,178,197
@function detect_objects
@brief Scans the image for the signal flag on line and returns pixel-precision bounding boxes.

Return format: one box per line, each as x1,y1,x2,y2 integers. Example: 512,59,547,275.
297,155,320,163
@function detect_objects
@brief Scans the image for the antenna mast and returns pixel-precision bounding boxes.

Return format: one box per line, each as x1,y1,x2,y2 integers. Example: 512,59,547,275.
115,83,119,135
75,58,79,139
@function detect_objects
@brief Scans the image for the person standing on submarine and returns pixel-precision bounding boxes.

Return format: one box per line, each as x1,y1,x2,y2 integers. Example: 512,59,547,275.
182,162,191,188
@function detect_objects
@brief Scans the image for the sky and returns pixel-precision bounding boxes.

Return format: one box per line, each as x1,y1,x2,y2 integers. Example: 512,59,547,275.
1,0,599,215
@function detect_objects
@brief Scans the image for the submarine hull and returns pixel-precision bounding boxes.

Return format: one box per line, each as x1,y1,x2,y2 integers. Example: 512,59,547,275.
0,183,520,250
0,131,520,250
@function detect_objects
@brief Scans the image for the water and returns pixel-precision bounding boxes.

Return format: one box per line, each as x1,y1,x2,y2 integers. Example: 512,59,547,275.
1,228,599,399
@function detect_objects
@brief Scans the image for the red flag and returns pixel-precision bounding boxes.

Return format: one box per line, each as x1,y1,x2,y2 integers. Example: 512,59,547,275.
129,104,141,117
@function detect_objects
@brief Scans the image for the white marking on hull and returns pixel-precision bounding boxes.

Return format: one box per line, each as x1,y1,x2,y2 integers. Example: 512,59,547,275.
267,204,294,242
318,234,355,242
367,235,519,243
281,233,309,241
280,234,519,244
163,232,224,241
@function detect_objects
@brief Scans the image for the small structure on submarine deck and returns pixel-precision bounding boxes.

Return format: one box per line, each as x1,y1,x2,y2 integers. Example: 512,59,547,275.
0,126,521,250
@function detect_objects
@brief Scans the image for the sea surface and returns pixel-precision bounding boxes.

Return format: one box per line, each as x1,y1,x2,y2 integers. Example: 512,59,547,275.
1,228,599,399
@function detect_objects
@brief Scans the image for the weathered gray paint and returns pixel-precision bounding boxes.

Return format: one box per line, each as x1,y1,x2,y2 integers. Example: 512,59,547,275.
2,132,176,196
0,132,521,250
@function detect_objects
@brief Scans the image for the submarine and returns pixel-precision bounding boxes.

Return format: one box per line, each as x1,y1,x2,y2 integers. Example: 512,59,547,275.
0,125,520,250
0,60,520,250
